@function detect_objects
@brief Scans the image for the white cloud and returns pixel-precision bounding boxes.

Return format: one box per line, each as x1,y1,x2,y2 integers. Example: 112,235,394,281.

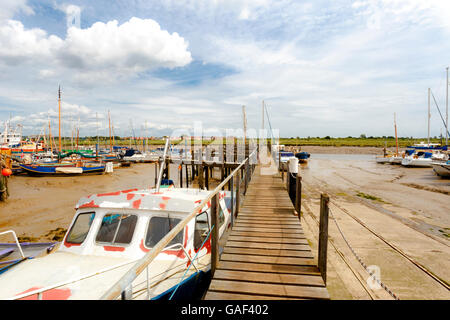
60,18,192,72
0,0,34,22
0,17,192,79
0,20,63,64
352,0,450,31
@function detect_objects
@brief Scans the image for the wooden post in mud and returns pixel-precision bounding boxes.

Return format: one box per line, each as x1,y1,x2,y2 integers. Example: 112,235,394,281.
179,164,183,188
185,163,189,188
295,175,302,221
318,193,329,284
154,162,158,187
198,164,204,189
221,164,225,190
164,157,169,181
204,166,209,190
210,194,219,277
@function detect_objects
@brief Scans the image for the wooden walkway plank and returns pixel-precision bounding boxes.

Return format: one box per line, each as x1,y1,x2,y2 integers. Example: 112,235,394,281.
227,235,309,244
223,246,314,258
230,231,305,239
220,253,316,266
213,270,325,287
216,261,321,275
208,280,330,300
225,241,312,251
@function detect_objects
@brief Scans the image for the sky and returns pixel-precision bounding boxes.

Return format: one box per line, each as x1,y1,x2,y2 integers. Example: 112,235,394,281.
0,0,449,138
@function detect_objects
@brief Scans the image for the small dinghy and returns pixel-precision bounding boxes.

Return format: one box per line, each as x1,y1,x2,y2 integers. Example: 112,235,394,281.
18,163,106,176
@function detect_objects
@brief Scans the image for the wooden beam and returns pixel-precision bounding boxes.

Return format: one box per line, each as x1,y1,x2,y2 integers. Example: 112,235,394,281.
318,193,329,285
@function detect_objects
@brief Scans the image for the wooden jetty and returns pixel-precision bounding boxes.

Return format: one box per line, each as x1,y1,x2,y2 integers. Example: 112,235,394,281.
204,165,330,300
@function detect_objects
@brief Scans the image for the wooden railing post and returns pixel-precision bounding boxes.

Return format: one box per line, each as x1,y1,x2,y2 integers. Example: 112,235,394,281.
318,193,329,285
210,194,219,277
244,161,249,195
235,170,240,218
295,175,302,221
230,175,234,227
286,163,290,194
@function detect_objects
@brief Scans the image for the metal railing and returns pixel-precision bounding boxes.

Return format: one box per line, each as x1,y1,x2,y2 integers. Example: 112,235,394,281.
100,149,258,300
0,230,25,259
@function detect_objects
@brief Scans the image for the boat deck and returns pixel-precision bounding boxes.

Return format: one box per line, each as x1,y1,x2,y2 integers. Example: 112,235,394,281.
204,166,329,300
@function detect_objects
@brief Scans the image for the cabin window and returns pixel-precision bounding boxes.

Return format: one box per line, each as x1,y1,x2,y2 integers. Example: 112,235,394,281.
145,216,183,248
66,212,95,244
194,211,210,251
96,214,137,245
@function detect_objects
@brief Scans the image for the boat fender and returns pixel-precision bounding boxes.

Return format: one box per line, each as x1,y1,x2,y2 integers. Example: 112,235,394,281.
1,168,12,176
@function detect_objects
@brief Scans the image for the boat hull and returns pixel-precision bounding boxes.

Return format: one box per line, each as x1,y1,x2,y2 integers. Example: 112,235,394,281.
401,157,432,167
19,164,106,176
151,270,211,300
431,162,450,177
375,157,391,164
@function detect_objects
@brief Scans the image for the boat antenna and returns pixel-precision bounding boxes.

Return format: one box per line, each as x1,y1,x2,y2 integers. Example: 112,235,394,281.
156,137,170,192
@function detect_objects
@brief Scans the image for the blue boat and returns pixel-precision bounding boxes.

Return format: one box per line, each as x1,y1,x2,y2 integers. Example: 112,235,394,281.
18,163,106,176
295,151,310,162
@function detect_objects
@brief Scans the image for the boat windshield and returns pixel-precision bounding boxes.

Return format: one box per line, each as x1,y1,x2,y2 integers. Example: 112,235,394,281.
96,214,138,245
66,212,95,244
145,216,183,249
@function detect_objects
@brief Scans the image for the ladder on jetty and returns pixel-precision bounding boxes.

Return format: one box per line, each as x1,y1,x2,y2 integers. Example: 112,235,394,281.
204,165,330,300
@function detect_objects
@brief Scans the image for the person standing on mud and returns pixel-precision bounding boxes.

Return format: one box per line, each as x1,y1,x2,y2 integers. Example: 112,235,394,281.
0,156,10,201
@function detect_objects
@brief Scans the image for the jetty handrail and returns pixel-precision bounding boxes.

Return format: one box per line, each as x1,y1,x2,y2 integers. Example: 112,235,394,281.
0,230,25,259
100,149,257,300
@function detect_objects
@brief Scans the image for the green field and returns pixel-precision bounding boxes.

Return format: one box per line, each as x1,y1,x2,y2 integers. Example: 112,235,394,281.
43,136,444,148
278,137,443,148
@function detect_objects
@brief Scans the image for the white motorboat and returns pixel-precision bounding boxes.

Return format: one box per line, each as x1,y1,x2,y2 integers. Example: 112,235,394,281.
401,151,433,167
0,186,232,300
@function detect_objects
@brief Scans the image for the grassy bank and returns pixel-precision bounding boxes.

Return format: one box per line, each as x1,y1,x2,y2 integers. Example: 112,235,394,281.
279,137,443,148
45,136,444,148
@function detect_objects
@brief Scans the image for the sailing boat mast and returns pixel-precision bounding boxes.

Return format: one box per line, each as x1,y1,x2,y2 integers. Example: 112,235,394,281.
394,112,399,156
446,67,448,146
48,114,54,160
242,105,247,148
58,86,62,153
428,88,431,146
108,110,112,152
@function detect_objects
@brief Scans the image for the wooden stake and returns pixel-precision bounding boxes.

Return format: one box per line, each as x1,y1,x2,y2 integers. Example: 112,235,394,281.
319,193,329,285
210,194,219,277
295,175,302,221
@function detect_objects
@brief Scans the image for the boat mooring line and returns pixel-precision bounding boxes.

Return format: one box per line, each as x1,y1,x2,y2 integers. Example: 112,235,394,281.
168,224,215,300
